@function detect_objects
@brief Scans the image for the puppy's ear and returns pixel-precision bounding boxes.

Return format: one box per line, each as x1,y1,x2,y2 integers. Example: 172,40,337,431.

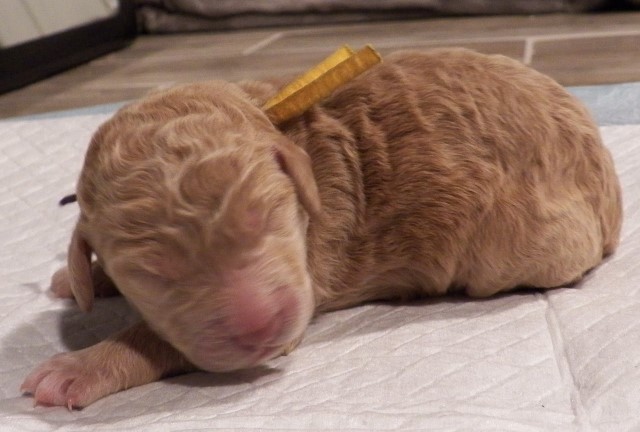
274,139,321,218
67,225,94,312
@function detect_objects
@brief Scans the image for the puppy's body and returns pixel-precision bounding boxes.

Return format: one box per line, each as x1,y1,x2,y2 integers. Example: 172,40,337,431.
23,49,622,408
285,50,621,308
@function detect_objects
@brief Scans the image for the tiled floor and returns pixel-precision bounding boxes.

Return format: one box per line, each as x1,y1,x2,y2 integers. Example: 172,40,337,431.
1,12,640,118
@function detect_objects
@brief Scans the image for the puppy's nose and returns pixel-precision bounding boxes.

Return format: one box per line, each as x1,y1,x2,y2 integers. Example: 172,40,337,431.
224,287,286,350
231,315,283,350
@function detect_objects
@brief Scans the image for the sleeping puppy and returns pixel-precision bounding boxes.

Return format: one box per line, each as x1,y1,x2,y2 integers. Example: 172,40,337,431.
22,48,622,409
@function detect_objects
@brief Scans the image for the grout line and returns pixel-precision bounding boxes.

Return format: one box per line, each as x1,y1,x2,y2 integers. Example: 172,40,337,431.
242,28,640,57
242,32,284,56
378,35,526,48
260,35,529,55
523,38,535,65
528,28,640,42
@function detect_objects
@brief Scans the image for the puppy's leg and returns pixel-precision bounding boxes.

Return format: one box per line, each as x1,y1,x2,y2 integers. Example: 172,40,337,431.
50,262,119,299
21,321,194,409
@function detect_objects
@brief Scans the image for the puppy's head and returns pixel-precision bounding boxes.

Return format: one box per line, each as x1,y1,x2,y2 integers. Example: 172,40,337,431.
67,81,320,371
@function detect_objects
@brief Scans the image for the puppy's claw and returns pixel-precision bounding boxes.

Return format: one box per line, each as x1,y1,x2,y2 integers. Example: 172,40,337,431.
281,335,304,356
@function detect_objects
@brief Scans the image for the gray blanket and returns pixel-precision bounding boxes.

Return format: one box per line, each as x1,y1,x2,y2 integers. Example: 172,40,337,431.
135,0,612,33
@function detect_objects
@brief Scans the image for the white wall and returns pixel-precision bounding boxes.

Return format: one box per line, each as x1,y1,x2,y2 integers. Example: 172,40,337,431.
0,0,118,47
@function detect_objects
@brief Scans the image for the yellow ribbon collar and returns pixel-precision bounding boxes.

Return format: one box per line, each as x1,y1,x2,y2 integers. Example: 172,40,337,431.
262,45,382,124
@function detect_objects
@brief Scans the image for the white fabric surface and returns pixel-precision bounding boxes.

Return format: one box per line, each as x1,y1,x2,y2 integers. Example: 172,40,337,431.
0,113,638,431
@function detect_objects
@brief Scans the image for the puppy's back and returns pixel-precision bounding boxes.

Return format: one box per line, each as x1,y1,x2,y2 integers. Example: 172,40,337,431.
284,48,622,307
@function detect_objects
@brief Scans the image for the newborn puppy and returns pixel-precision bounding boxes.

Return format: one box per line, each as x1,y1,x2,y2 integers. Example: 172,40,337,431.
22,48,622,408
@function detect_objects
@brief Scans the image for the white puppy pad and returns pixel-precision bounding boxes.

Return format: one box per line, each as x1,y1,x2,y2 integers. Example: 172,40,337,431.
0,114,638,432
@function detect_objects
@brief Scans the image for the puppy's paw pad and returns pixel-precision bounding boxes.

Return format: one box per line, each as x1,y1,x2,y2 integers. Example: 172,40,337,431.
21,353,110,409
50,267,73,299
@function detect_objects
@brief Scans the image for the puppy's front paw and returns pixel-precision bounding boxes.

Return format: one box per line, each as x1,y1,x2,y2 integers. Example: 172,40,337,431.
49,264,119,301
50,267,73,299
21,322,192,409
21,350,121,409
